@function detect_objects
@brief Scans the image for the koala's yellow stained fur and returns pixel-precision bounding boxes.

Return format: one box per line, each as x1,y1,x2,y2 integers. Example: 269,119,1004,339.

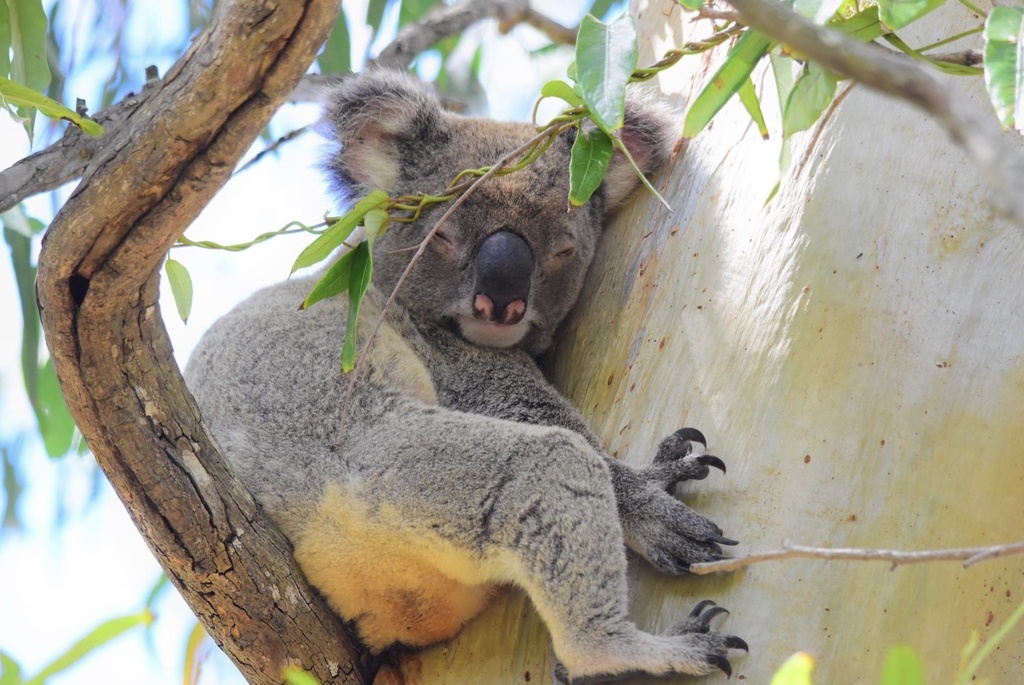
295,483,500,650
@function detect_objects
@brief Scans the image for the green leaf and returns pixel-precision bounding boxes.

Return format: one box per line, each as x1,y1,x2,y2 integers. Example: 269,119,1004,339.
301,249,356,310
2,447,22,529
770,652,815,685
318,12,351,75
183,622,208,685
367,0,389,32
683,29,773,138
829,6,885,43
1,652,23,685
882,645,924,685
283,666,322,685
569,126,614,206
793,0,844,23
144,574,170,612
0,2,12,78
399,0,435,27
363,208,389,240
782,62,838,136
984,6,1024,132
738,77,769,139
291,190,388,273
342,241,374,373
540,79,583,108
5,0,50,137
164,258,193,323
26,611,154,685
35,359,74,458
575,13,638,133
0,76,103,136
678,0,704,11
876,0,945,30
586,0,617,20
2,211,41,408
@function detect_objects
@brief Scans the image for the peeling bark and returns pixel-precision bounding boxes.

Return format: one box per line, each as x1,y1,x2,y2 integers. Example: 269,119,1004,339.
34,1,369,683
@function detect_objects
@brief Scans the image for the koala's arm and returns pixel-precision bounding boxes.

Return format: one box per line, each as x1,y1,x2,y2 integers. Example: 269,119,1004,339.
427,338,734,572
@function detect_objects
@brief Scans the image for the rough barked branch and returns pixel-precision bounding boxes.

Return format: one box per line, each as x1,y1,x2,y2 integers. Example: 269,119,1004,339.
690,540,1024,575
726,0,1024,227
33,1,370,683
0,0,568,215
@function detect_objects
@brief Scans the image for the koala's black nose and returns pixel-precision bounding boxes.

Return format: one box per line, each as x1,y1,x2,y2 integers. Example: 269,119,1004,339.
474,231,533,326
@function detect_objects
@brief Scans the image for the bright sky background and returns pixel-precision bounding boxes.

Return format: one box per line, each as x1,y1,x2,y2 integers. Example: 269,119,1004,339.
0,0,610,682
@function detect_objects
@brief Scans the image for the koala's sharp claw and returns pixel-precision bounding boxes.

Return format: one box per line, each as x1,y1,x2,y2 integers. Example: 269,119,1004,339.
708,655,732,678
697,455,726,474
689,599,717,616
725,635,750,652
706,533,739,546
676,427,707,447
700,606,730,625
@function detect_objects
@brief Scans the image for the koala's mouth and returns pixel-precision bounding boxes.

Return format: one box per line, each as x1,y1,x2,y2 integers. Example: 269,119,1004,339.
454,314,531,349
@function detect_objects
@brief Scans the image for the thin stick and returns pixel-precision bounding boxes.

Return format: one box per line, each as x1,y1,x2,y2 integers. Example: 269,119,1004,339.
689,540,1024,575
335,121,573,441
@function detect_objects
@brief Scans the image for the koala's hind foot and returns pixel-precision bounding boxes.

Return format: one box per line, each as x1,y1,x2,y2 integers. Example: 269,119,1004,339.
558,600,747,683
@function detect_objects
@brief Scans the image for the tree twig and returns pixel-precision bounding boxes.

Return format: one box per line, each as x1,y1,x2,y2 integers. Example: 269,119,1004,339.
372,0,528,70
498,6,578,45
725,0,1024,227
690,540,1024,575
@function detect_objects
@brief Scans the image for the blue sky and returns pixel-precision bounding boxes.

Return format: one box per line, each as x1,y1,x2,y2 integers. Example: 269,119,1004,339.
0,0,604,682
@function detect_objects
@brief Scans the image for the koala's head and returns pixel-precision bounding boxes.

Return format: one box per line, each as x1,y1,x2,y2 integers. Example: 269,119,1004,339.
320,69,674,355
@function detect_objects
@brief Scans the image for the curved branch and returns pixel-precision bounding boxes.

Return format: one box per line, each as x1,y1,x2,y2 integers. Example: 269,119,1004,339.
34,1,370,684
726,0,1024,227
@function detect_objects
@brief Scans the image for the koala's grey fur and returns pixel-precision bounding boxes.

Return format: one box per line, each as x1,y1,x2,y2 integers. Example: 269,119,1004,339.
185,69,745,682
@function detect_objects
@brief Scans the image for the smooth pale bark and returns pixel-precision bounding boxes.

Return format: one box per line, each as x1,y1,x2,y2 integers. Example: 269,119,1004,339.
546,1,1024,683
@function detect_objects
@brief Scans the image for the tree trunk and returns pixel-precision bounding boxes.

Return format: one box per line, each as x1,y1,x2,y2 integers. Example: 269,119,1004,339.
35,1,371,683
547,1,1024,682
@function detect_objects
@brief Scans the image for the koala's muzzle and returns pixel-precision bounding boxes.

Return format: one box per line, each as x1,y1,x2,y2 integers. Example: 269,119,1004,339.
473,231,532,326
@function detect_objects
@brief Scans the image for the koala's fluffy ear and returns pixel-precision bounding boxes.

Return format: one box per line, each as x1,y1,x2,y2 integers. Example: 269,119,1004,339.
601,92,677,208
320,69,444,194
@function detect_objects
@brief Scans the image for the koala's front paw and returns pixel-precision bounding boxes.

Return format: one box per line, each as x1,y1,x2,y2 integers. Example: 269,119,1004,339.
624,486,735,574
646,427,726,490
623,427,737,574
664,601,749,677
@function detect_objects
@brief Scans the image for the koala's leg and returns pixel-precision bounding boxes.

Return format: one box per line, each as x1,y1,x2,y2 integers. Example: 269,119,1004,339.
347,405,745,681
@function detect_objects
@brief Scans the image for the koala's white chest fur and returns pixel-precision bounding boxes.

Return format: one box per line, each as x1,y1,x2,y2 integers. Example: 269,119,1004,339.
293,483,501,650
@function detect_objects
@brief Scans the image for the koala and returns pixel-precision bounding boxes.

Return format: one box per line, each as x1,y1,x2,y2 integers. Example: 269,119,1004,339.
184,69,746,682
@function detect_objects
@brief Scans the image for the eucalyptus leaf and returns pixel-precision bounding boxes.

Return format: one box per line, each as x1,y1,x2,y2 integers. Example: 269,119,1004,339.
0,75,102,136
540,79,583,108
678,0,704,10
569,126,613,206
782,62,838,136
770,652,815,685
342,241,375,373
683,29,773,138
35,359,74,458
301,249,356,310
575,13,638,133
5,0,50,137
0,2,12,77
317,11,351,75
984,6,1024,132
738,77,769,139
164,258,193,323
881,645,924,685
1,652,23,685
876,0,945,30
26,611,154,685
291,190,388,273
830,6,885,43
283,667,322,685
793,0,844,24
